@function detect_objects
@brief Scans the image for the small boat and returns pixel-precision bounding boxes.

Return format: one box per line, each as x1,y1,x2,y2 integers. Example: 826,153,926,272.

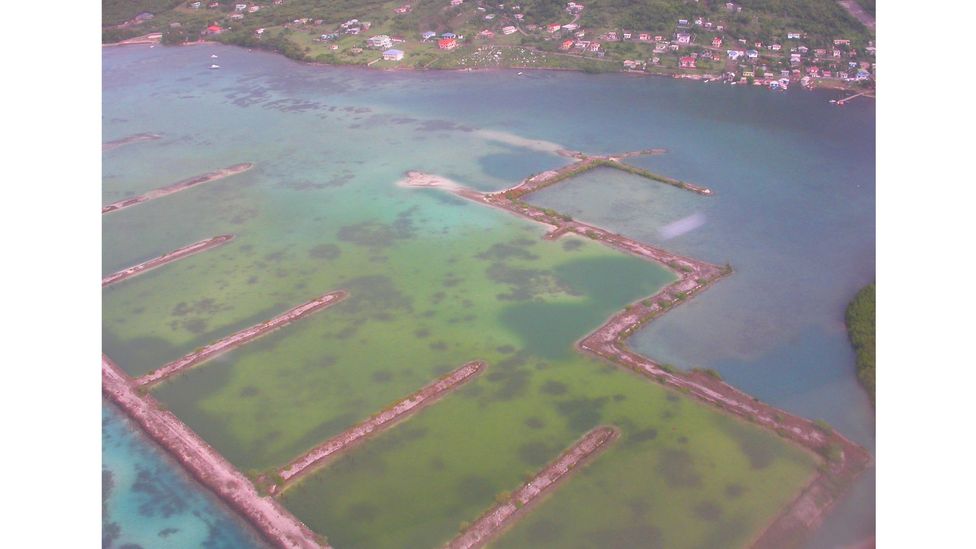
210,64,221,69
829,99,837,103
211,54,219,58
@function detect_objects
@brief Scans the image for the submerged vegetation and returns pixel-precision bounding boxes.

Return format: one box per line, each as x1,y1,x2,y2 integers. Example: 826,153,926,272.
845,283,875,403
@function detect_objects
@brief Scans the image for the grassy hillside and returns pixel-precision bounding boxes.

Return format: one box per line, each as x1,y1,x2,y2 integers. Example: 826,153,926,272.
103,0,183,27
845,283,875,403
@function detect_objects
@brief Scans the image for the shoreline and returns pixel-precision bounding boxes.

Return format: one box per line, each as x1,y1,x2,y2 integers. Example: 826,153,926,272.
445,426,619,549
102,235,234,287
102,162,254,214
137,291,347,387
403,155,871,547
103,355,326,549
275,361,486,492
103,40,874,97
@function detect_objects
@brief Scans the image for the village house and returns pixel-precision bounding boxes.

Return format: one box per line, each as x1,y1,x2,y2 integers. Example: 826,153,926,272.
230,13,244,20
451,0,463,5
725,2,742,12
787,32,802,39
676,32,692,44
248,5,260,13
694,17,703,26
367,35,393,49
206,24,223,34
700,51,713,60
438,37,458,50
742,70,754,78
704,21,713,29
822,70,832,78
502,25,517,35
394,4,412,14
383,49,405,61
234,3,247,12
559,39,574,50
727,49,743,60
677,19,690,28
814,48,827,57
255,27,265,34
442,32,456,39
575,30,586,38
622,31,632,39
638,33,651,41
746,49,758,59
422,31,437,41
562,23,579,31
566,2,584,15
547,23,561,33
797,46,809,54
653,42,667,53
588,42,601,52
654,35,664,42
190,1,201,8
770,43,781,51
604,31,618,41
273,0,283,4
479,29,495,38
833,39,851,46
712,37,723,48
574,40,590,50
833,49,842,58
669,43,679,51
623,59,641,69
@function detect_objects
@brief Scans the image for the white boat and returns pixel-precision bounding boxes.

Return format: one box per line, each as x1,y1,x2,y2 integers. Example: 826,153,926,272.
210,64,221,69
211,54,219,58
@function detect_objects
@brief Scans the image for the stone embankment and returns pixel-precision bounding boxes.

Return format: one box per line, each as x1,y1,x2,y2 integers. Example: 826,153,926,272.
137,291,347,387
102,235,234,287
403,164,871,547
102,163,254,214
445,426,619,549
103,132,162,152
276,361,486,491
102,355,327,549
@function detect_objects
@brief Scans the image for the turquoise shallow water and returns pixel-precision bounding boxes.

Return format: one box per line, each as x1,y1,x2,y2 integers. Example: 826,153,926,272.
102,401,268,548
103,43,874,548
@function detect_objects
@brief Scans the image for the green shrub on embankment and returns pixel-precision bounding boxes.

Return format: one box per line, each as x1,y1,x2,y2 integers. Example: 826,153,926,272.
845,283,875,403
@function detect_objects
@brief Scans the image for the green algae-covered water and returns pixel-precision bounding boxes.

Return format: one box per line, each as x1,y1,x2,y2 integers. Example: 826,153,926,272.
104,44,871,548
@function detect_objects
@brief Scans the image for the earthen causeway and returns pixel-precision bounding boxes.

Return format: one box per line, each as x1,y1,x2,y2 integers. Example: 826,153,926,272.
102,235,234,287
102,162,254,214
445,426,619,549
403,150,871,548
275,360,487,492
136,291,347,387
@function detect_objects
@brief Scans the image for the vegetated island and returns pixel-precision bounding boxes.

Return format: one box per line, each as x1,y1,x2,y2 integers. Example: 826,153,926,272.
102,162,254,214
845,283,875,403
103,0,875,93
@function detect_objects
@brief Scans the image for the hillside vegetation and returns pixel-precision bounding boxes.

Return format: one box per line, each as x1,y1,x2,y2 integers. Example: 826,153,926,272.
845,283,875,403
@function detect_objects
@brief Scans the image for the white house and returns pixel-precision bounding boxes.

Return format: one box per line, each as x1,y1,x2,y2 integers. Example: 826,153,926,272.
383,49,404,61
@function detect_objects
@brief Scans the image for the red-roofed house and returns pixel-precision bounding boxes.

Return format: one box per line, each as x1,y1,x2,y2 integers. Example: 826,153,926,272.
679,56,696,68
438,38,458,50
559,39,574,50
206,25,223,34
711,37,722,47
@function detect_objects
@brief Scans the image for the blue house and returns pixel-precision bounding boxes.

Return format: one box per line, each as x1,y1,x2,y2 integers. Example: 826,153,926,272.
422,31,436,40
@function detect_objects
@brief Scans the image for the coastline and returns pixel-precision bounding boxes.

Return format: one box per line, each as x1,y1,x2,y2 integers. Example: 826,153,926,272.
103,40,874,97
